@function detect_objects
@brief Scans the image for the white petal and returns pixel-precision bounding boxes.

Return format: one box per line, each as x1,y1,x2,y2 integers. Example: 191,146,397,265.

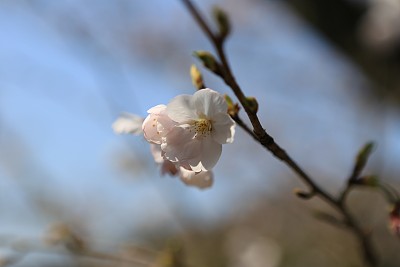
212,113,236,144
179,168,213,189
147,104,166,114
199,137,222,171
187,158,205,172
163,129,222,171
150,144,164,164
166,95,197,123
193,88,227,118
162,126,199,162
112,113,144,135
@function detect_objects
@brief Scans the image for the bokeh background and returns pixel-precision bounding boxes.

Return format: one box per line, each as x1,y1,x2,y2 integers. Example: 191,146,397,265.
0,0,400,266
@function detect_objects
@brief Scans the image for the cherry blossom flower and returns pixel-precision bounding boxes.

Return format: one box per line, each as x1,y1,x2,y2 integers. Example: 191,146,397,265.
161,88,235,172
113,88,231,188
113,111,214,189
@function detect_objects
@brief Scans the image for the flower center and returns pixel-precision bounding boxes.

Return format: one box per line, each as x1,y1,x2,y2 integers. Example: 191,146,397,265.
193,118,212,138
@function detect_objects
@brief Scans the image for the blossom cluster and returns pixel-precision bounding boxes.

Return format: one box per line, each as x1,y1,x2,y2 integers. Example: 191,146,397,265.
113,88,235,189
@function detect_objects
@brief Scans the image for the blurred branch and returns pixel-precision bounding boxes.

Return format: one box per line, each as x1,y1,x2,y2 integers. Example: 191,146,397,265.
0,233,158,267
181,0,383,266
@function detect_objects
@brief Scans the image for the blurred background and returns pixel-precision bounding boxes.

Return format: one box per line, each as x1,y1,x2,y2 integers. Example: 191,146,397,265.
0,0,400,266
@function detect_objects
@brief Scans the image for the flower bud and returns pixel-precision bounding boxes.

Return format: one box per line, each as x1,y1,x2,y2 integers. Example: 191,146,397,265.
193,51,221,75
190,64,205,90
213,6,230,40
351,142,375,180
354,175,379,187
224,94,240,117
294,188,315,200
245,97,258,114
224,94,233,106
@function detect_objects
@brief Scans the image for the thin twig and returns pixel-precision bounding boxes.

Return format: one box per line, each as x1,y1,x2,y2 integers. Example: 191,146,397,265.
231,115,257,140
181,0,378,266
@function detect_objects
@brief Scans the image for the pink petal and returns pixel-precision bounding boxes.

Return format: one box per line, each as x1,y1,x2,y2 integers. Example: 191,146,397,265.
161,160,179,176
142,105,176,144
142,113,162,144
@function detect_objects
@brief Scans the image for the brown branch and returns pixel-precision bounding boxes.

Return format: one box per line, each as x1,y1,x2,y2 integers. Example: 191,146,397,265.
181,0,378,266
231,115,257,140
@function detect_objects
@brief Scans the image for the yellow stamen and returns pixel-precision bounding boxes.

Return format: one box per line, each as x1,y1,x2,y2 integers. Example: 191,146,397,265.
193,118,212,138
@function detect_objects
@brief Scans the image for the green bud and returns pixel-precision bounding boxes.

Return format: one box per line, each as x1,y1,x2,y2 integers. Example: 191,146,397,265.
193,51,221,74
355,175,379,187
213,6,230,40
351,142,375,180
224,94,240,117
294,188,315,200
245,96,258,114
190,64,205,90
356,142,375,168
224,94,233,106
